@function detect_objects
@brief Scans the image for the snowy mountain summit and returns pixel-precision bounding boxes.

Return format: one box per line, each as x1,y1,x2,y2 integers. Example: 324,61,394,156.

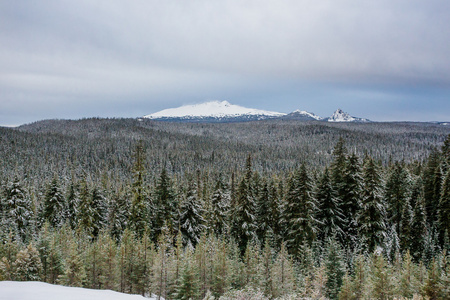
144,100,286,122
284,110,322,121
326,109,369,123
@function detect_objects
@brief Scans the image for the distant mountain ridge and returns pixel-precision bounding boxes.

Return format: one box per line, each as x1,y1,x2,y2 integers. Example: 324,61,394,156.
143,101,368,123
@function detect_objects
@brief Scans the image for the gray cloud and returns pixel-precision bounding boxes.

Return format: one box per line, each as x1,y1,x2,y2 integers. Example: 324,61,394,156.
1,0,449,125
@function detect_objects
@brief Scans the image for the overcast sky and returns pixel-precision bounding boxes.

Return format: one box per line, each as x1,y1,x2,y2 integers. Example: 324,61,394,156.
1,0,449,126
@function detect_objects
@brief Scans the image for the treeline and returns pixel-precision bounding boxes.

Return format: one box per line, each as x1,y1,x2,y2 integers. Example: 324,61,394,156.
0,132,450,299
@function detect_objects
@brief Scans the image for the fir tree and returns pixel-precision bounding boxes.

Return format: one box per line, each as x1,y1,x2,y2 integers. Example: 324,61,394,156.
385,161,411,237
399,197,413,252
316,168,345,243
324,238,345,300
65,180,79,230
179,180,206,247
77,178,94,237
357,157,387,253
4,176,32,241
153,167,177,240
423,150,441,227
341,152,363,249
42,176,65,228
438,170,450,247
209,175,230,237
90,186,107,238
231,156,257,253
285,165,317,255
129,141,149,238
108,189,130,241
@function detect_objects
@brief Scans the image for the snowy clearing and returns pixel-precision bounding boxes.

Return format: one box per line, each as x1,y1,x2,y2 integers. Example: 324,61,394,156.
0,281,155,300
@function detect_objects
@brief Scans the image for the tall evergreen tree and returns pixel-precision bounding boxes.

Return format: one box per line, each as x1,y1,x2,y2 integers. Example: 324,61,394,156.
153,167,176,240
209,175,230,236
4,176,32,241
179,180,206,247
341,152,363,248
13,243,42,281
129,141,149,238
385,161,411,237
285,165,317,255
316,168,345,243
324,238,345,300
65,180,80,230
438,170,450,246
90,186,107,238
108,189,130,241
42,176,65,228
423,150,441,227
231,155,257,253
357,157,387,253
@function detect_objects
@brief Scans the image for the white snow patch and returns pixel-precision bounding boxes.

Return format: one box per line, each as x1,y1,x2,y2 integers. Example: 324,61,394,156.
291,110,322,120
143,100,286,119
328,109,368,122
0,281,156,300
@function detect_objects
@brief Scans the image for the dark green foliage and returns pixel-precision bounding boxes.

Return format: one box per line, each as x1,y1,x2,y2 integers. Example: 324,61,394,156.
385,161,411,237
316,168,345,243
65,180,80,229
438,170,450,246
357,157,386,253
129,141,149,238
285,165,317,255
153,167,177,239
4,176,32,241
179,181,206,247
42,177,65,228
341,152,363,248
324,238,345,300
209,175,230,237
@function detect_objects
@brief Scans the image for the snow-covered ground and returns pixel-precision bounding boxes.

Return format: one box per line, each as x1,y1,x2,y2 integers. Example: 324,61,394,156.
0,281,156,300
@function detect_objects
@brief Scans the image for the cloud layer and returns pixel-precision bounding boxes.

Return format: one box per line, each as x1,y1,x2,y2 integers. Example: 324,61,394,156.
1,0,449,124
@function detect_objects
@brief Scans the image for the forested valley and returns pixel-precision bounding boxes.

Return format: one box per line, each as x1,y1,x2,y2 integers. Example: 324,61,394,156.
1,118,450,299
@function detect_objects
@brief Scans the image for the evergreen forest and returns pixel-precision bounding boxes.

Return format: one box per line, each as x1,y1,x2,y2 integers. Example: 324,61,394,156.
1,118,450,299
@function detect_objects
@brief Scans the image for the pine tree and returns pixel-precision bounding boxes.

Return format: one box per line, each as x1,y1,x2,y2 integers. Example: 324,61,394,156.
423,151,442,227
438,170,450,247
60,240,86,287
90,186,107,238
330,137,348,203
410,178,428,262
285,165,317,256
65,180,79,230
46,236,65,284
324,238,345,300
357,157,387,253
231,155,257,253
370,253,393,300
13,243,42,281
179,180,206,247
4,176,32,241
209,175,230,237
423,258,443,300
341,152,363,249
316,168,345,243
129,141,149,238
77,178,94,237
400,197,413,252
385,161,411,238
108,189,130,241
153,167,177,240
42,176,65,228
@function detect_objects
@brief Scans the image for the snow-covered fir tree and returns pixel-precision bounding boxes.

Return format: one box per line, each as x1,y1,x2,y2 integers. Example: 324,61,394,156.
179,180,206,247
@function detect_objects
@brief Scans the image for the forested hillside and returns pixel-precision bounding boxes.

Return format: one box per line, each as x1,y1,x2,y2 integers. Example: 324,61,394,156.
1,118,450,299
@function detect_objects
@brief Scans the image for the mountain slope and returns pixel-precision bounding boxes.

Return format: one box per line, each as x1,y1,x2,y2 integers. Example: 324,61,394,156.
283,110,322,121
143,100,286,122
325,109,369,122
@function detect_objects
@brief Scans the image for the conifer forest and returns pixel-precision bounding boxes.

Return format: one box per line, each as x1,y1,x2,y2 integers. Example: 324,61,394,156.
1,118,450,299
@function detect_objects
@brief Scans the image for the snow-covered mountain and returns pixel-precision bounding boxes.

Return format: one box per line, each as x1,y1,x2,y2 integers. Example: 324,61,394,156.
283,110,322,121
325,109,369,123
143,100,286,122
